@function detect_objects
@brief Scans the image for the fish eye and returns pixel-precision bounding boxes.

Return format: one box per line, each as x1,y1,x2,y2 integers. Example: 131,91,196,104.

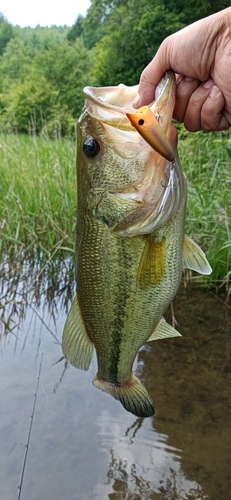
138,119,144,126
83,136,100,158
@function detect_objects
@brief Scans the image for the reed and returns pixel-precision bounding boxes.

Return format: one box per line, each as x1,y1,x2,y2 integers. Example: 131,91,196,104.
178,128,231,286
0,130,230,284
0,132,76,257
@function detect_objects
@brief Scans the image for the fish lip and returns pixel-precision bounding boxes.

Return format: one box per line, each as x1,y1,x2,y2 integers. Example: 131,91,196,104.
153,71,175,104
83,84,137,115
83,71,175,130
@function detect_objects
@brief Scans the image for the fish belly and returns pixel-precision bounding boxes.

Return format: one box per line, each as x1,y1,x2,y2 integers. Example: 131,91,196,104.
76,201,185,385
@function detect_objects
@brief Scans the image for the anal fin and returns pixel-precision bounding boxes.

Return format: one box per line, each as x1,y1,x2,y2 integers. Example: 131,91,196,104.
147,316,181,342
62,294,94,370
182,234,212,275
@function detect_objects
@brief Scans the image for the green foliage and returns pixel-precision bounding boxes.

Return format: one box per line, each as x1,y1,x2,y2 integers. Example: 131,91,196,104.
13,24,70,50
77,0,108,49
0,13,14,55
2,76,59,133
178,128,231,283
0,133,76,255
73,0,230,86
0,37,32,87
33,38,90,119
0,36,91,134
91,0,184,86
162,0,231,24
67,15,84,43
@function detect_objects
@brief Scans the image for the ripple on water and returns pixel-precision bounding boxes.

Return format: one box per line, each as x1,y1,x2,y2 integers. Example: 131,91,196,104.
0,258,230,500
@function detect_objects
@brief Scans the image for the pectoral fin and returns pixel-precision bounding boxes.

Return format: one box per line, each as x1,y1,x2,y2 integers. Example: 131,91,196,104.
62,294,94,370
147,316,181,341
137,236,166,287
182,234,212,275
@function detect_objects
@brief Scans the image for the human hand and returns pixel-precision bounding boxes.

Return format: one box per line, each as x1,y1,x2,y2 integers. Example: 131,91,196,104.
133,8,231,132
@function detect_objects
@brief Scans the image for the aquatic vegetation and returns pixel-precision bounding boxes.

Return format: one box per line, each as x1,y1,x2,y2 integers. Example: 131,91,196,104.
178,128,231,287
0,254,75,338
0,132,76,257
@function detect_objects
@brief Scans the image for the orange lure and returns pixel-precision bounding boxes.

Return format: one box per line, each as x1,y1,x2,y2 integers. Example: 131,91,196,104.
126,106,175,162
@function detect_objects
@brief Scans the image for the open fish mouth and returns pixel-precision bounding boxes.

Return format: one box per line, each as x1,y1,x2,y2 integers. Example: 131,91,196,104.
83,71,175,134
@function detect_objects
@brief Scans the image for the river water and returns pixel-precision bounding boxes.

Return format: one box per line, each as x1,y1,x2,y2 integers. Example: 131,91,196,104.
0,257,230,500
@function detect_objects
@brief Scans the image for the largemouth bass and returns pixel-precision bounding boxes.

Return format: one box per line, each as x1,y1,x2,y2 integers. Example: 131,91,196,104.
62,71,211,418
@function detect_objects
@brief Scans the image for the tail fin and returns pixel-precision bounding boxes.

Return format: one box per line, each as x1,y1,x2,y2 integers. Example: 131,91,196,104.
93,374,155,418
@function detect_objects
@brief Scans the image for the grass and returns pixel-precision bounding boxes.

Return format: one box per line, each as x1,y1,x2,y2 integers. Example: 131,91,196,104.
0,129,230,286
178,128,231,287
0,132,76,257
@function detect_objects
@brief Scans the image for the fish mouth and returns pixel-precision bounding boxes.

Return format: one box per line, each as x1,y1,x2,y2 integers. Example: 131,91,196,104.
83,72,185,236
83,71,175,134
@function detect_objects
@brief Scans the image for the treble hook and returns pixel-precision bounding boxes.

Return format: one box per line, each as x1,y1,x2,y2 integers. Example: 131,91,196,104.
161,161,179,188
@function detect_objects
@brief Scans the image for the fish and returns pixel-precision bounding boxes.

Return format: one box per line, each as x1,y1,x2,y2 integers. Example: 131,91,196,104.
62,71,212,418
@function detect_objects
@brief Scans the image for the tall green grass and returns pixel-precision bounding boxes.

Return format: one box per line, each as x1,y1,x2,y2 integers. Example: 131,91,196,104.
178,129,231,285
0,133,76,257
0,130,230,284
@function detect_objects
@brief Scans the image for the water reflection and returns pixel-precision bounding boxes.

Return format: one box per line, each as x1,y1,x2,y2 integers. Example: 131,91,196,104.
0,257,230,500
0,254,75,339
95,414,209,499
141,286,231,500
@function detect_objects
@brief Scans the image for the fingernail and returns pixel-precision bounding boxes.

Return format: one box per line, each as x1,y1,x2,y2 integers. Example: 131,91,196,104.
203,78,214,89
132,93,140,107
184,76,194,82
209,85,220,98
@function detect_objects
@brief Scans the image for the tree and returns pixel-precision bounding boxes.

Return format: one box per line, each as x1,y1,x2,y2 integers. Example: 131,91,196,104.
0,37,32,89
0,36,93,133
1,76,58,133
33,38,92,118
79,0,109,49
90,0,184,86
162,0,231,25
67,15,84,42
0,13,14,55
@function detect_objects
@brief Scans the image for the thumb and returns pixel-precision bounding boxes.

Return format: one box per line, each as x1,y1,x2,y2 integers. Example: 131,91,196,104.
133,45,170,108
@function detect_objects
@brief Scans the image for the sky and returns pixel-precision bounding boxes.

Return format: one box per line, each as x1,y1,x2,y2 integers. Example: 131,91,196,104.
0,0,91,27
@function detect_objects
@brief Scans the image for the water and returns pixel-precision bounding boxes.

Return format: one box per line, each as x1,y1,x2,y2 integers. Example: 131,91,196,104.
0,258,230,500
